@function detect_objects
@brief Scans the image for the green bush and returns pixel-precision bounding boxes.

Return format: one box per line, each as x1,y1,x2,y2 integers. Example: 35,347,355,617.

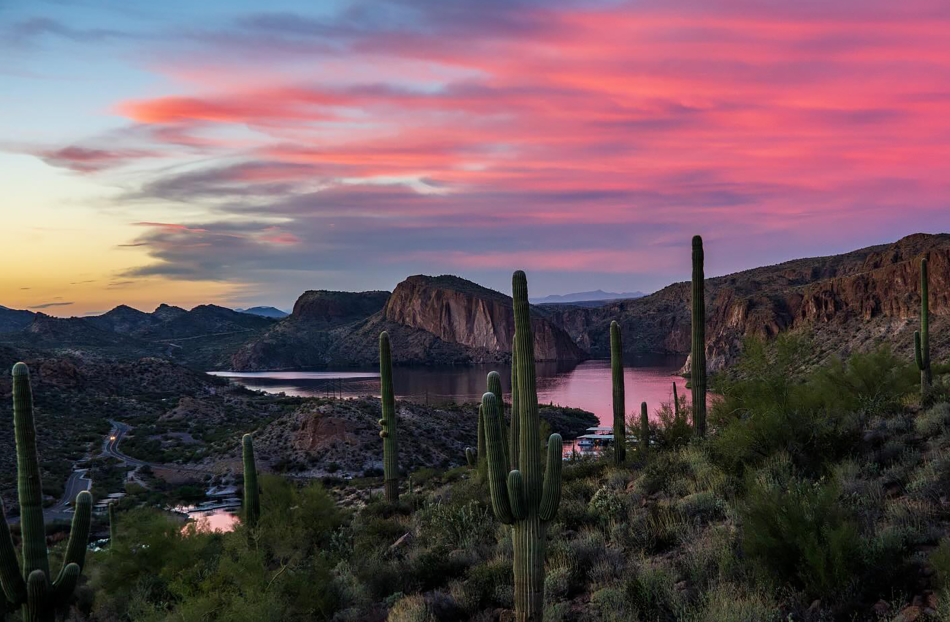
741,455,861,598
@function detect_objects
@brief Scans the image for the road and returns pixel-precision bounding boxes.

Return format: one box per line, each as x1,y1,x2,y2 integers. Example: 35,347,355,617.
104,420,214,476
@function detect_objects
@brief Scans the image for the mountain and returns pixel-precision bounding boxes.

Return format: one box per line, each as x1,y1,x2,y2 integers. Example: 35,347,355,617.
548,233,950,372
0,306,36,334
1,304,277,368
231,276,585,370
531,290,645,305
235,306,289,319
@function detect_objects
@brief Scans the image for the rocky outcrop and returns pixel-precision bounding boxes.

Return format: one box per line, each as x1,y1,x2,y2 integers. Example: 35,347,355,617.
292,290,390,326
383,275,585,362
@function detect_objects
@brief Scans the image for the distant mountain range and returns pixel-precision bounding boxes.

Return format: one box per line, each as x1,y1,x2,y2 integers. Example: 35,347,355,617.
531,290,646,305
2,233,949,373
234,306,289,318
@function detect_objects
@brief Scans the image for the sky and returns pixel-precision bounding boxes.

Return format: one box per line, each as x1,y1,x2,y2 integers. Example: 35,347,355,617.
2,0,950,316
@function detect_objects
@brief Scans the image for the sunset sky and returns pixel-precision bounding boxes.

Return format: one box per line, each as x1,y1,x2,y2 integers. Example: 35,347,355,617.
3,0,950,316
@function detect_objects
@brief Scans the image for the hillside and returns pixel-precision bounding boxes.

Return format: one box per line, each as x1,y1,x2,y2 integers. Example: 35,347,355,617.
548,233,950,371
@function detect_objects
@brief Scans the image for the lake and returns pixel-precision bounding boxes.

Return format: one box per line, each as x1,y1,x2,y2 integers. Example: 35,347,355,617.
209,355,688,427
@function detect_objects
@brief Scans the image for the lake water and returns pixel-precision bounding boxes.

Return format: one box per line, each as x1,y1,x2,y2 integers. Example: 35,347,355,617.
209,355,688,427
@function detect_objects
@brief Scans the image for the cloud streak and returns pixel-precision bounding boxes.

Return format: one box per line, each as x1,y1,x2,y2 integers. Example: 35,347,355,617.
15,0,950,302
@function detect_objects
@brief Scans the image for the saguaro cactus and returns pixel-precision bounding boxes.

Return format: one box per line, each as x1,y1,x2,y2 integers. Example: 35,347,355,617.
610,321,626,464
378,331,400,502
242,434,260,529
483,271,563,622
510,336,520,471
0,363,92,622
672,381,679,418
915,257,932,402
691,235,707,437
639,402,650,461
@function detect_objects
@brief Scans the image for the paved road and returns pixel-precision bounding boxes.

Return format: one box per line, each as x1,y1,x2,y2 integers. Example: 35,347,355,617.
104,420,214,476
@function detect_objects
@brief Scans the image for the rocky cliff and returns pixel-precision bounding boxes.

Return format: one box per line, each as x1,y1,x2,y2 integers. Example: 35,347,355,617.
551,233,950,372
382,275,585,362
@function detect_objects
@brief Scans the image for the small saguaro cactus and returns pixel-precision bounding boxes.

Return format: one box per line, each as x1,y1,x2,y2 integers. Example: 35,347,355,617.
672,381,679,418
483,271,563,622
691,235,707,437
0,363,92,622
610,321,626,464
465,447,476,468
378,331,400,502
639,402,650,461
915,257,933,401
242,434,260,529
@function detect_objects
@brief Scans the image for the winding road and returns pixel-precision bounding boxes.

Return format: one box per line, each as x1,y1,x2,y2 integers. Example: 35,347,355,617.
104,420,214,476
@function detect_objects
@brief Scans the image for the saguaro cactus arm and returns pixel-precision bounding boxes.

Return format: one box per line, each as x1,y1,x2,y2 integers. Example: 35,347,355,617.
487,371,510,470
483,392,515,525
0,501,26,605
12,363,50,581
538,434,563,521
54,491,91,585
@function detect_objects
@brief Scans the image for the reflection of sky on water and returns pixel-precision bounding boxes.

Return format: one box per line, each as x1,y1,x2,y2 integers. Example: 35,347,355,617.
210,355,687,426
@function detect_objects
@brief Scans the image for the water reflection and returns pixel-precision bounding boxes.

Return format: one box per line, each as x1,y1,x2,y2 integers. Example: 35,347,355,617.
210,355,687,426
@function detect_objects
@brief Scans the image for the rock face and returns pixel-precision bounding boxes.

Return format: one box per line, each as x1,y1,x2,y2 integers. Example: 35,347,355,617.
551,233,950,372
383,275,586,362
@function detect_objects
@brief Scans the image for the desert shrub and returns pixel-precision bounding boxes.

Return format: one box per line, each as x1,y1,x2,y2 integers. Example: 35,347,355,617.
625,559,681,621
682,524,739,587
907,453,950,501
589,485,626,524
406,545,469,592
686,582,781,622
454,559,512,613
544,565,572,601
388,593,433,622
711,339,912,476
675,491,724,523
917,403,950,437
710,400,861,478
590,585,636,621
417,500,493,550
930,538,950,589
649,398,693,450
636,451,690,496
741,455,862,598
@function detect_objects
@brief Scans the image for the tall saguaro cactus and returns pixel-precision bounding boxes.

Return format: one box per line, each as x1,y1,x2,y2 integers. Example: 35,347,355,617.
915,257,933,402
484,271,563,622
609,321,626,464
0,363,91,622
691,235,707,437
242,434,260,529
378,331,400,502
